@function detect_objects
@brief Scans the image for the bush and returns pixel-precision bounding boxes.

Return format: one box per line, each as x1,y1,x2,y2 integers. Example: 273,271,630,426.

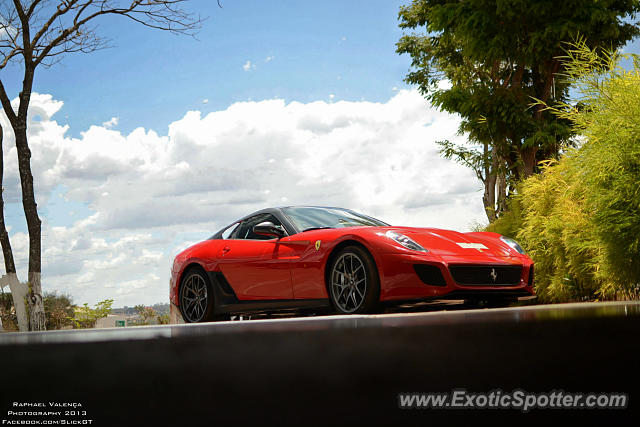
71,299,114,329
575,66,640,291
485,192,525,240
0,290,18,331
509,41,640,302
43,292,75,330
517,158,605,302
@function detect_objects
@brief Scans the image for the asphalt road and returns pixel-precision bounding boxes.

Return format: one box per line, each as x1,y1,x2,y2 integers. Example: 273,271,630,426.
1,301,639,425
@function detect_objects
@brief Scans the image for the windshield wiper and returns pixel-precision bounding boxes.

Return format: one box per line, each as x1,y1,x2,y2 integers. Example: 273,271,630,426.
302,226,334,232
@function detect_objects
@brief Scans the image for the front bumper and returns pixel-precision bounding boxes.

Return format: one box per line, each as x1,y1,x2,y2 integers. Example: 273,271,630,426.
376,252,535,301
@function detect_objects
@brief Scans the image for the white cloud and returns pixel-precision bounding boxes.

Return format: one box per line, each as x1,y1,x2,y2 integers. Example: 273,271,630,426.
101,117,119,129
242,60,255,71
1,89,484,307
202,99,209,104
0,23,18,41
265,56,275,62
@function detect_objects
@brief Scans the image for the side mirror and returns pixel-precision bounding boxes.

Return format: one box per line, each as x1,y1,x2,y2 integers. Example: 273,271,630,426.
253,221,285,239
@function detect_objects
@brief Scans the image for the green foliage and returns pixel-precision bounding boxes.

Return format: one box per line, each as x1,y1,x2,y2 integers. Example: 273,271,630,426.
485,192,524,240
43,292,74,330
397,0,640,219
517,159,605,302
557,42,640,293
70,299,114,329
0,289,18,331
157,314,170,325
437,139,488,182
133,304,157,325
513,41,640,301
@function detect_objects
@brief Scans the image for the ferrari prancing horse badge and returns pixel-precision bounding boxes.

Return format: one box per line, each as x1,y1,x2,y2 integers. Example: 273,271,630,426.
315,240,321,251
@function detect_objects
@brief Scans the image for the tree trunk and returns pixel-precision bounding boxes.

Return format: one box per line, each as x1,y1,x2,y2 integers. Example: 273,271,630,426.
3,273,29,331
0,56,46,331
483,172,497,222
13,123,45,331
0,125,30,331
496,167,507,217
482,142,498,222
520,59,560,178
0,125,16,274
521,145,537,177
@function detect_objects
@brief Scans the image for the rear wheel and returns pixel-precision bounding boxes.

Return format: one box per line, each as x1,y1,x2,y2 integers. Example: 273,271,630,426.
179,269,215,323
328,246,380,314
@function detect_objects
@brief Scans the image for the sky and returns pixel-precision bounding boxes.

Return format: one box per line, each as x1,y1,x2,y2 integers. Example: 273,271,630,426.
0,1,639,307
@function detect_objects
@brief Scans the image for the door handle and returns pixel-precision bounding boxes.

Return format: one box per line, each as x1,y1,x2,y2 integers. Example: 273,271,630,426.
222,246,231,254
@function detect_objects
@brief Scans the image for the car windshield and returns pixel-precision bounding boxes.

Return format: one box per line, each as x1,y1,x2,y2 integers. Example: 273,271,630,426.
282,207,388,232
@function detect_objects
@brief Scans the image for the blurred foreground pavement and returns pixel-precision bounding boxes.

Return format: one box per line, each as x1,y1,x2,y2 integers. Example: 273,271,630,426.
1,301,639,425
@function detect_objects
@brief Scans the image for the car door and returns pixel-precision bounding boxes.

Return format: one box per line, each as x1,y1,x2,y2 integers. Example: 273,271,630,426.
216,213,295,300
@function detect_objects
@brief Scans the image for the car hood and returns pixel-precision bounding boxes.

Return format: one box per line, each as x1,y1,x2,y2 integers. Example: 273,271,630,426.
382,227,514,258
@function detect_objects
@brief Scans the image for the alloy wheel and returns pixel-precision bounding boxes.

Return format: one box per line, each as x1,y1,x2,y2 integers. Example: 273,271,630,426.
331,252,367,313
180,273,209,322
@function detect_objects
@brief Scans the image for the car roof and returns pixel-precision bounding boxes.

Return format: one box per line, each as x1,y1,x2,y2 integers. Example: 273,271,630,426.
240,206,352,219
211,206,387,240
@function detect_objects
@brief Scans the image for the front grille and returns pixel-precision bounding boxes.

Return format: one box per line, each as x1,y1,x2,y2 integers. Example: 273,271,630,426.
414,264,447,286
449,265,522,286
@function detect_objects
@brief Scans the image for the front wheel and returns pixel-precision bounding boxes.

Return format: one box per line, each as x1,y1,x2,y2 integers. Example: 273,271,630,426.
328,246,380,314
179,269,215,323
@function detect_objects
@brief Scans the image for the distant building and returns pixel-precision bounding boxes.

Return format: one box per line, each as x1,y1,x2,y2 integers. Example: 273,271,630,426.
95,314,131,328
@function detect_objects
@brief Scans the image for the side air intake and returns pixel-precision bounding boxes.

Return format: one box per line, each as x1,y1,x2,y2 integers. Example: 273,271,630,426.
413,264,447,287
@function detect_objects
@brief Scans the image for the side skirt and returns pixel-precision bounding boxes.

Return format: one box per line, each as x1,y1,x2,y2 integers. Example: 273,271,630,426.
206,271,330,315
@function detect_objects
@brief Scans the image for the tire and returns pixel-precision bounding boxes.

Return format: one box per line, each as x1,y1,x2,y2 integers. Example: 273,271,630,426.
179,268,215,323
328,245,380,314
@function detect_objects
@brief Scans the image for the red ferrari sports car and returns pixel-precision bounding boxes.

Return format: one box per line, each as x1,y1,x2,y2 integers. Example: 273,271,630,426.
170,206,535,322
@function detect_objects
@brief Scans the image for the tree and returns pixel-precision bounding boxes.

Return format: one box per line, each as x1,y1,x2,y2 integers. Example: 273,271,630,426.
43,291,74,329
397,0,640,221
134,304,156,325
491,41,640,302
0,285,18,330
0,0,201,330
70,298,113,328
533,41,640,293
0,124,28,330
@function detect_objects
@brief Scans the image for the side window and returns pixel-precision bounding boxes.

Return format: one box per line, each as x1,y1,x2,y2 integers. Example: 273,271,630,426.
221,222,240,239
235,214,285,240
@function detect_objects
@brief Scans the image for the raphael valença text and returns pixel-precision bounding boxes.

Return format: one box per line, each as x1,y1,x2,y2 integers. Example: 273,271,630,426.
12,402,83,408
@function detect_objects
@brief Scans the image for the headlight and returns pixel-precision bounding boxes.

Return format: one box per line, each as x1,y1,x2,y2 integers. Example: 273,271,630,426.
385,230,428,252
500,236,526,255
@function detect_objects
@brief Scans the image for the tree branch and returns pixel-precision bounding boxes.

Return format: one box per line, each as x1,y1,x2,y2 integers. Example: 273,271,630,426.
0,79,17,126
11,0,32,66
26,0,45,18
30,0,82,48
32,0,202,67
